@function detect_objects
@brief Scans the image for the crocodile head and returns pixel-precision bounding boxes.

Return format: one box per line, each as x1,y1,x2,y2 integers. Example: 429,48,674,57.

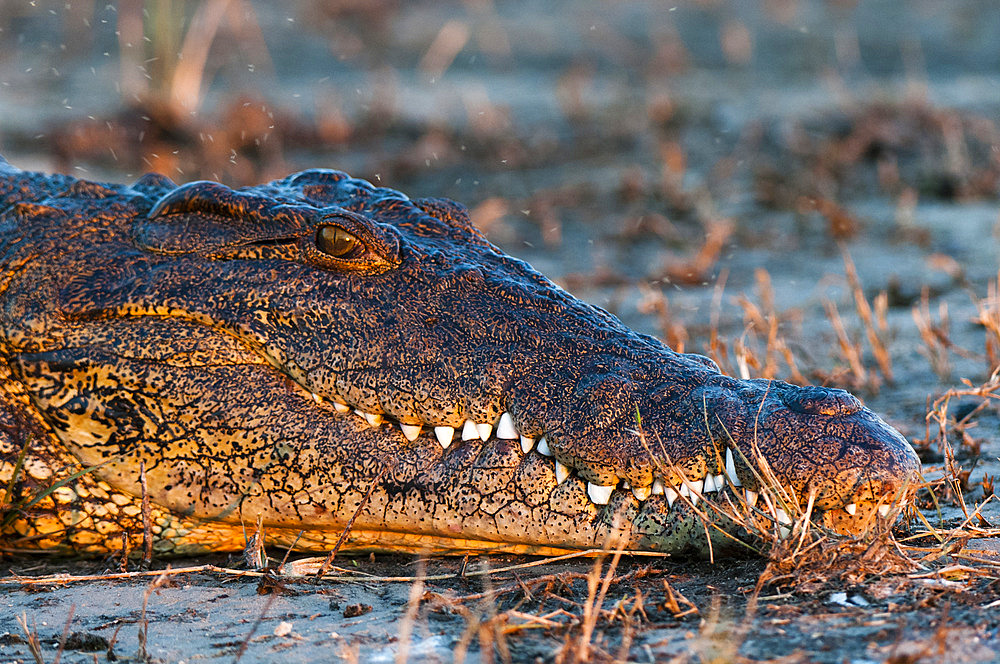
0,164,921,555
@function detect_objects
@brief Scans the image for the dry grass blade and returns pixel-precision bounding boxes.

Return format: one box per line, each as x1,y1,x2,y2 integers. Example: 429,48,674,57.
912,286,953,379
140,461,152,567
138,570,169,662
662,218,733,285
315,461,389,577
921,370,999,505
842,249,894,383
0,548,670,588
573,529,628,663
118,0,273,116
974,268,1000,372
232,593,277,664
52,603,75,664
707,267,807,385
823,297,871,390
685,597,752,664
1,456,117,530
661,580,699,618
1,436,32,515
15,612,44,664
395,557,428,664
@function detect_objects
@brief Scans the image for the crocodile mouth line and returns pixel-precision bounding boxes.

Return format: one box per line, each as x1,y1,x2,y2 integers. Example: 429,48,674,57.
299,382,910,533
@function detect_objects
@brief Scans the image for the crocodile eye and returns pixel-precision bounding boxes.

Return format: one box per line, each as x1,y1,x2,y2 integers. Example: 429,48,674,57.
315,225,361,258
302,210,401,273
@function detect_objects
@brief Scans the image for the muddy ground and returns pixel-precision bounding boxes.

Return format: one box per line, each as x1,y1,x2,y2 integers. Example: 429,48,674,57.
1,1,999,662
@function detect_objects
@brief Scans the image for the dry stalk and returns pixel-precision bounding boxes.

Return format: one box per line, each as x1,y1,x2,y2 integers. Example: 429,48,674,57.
661,580,699,618
139,461,152,567
315,461,388,577
841,249,894,383
138,570,169,662
637,282,689,352
707,268,732,375
974,268,1000,372
15,612,44,664
662,218,733,286
684,596,755,664
52,603,75,664
232,592,277,664
918,370,1000,515
395,557,429,664
118,0,273,115
823,297,873,391
912,286,953,379
731,269,807,384
573,529,628,663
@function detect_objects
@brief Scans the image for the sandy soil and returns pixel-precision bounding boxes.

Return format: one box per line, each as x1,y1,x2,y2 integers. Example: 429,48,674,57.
1,1,999,662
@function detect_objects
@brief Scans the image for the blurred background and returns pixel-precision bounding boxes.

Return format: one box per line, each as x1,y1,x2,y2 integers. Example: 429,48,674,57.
0,1,998,424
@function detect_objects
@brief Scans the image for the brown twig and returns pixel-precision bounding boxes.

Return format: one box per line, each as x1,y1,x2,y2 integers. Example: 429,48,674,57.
232,593,277,664
52,603,75,664
15,612,44,664
315,462,389,578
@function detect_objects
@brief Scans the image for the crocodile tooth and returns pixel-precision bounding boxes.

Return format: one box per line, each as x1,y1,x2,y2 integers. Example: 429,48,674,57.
689,479,705,505
744,489,758,508
434,426,455,449
632,485,651,501
555,461,570,484
725,448,742,486
311,393,323,404
399,423,422,441
622,480,631,489
878,505,890,518
496,412,518,439
704,473,724,493
536,436,553,456
476,422,493,441
774,508,792,538
364,412,383,427
519,435,536,453
462,419,479,441
664,485,678,507
587,482,614,505
845,503,857,515
651,478,665,495
333,401,350,413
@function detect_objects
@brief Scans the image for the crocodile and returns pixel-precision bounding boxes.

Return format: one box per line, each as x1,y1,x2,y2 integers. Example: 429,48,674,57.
0,157,921,557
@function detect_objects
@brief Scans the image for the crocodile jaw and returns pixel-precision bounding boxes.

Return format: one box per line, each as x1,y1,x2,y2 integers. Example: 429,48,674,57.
0,164,922,555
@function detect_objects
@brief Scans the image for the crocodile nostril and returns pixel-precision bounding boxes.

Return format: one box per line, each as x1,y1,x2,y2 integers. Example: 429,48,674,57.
781,386,863,417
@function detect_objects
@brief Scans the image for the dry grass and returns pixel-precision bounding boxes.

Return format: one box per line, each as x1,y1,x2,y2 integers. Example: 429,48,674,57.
974,269,1000,373
912,286,955,380
15,612,45,664
917,369,1000,502
842,251,894,383
699,251,896,395
118,0,272,117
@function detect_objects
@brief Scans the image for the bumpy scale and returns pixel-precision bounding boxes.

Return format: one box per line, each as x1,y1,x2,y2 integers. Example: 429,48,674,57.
0,157,921,556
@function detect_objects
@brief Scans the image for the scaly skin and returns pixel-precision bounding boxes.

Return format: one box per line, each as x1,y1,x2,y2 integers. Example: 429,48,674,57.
0,158,920,556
